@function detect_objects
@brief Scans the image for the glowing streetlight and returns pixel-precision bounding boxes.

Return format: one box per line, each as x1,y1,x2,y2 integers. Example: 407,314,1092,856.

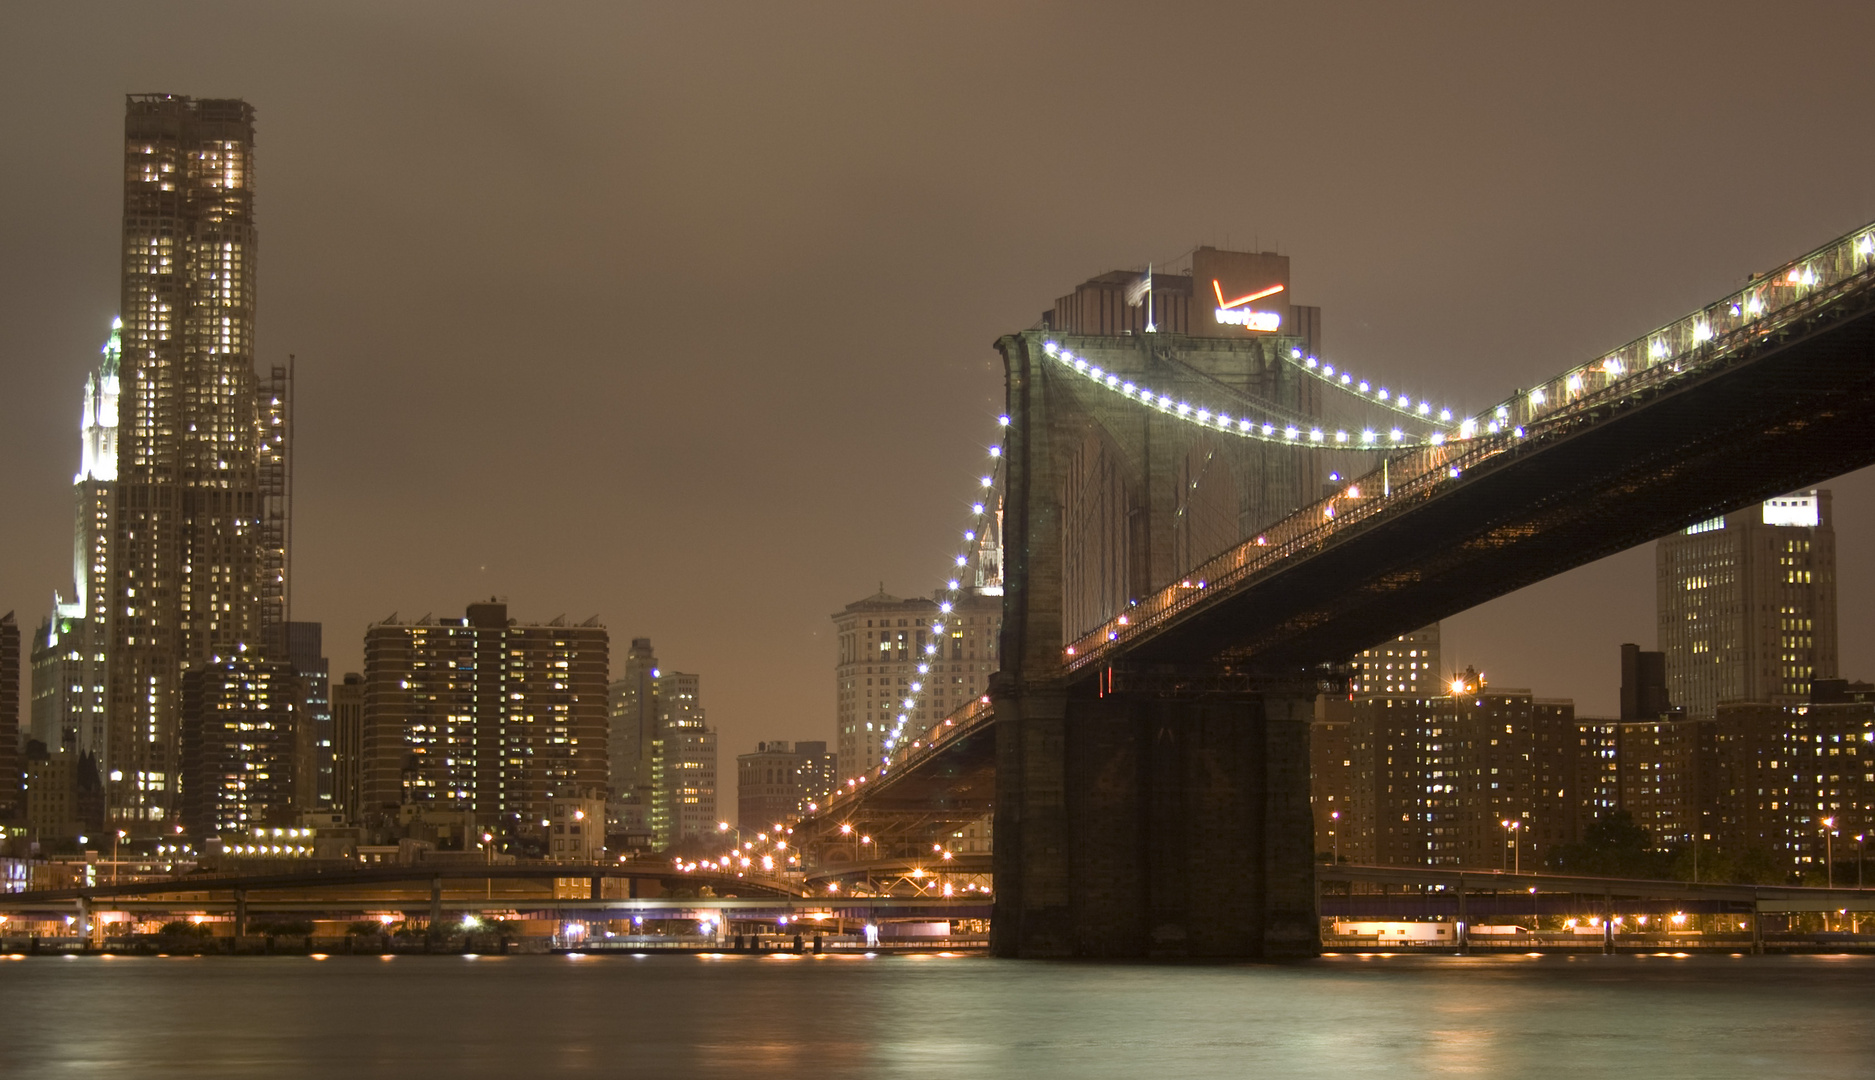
1822,817,1838,890
1500,819,1523,874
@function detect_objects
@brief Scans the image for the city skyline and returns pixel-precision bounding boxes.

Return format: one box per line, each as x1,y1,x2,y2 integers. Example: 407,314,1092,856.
6,7,1875,779
6,11,1875,1076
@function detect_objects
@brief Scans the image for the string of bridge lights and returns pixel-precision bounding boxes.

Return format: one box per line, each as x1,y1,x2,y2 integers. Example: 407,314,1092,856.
833,419,1009,796
1279,346,1462,427
1043,339,1454,448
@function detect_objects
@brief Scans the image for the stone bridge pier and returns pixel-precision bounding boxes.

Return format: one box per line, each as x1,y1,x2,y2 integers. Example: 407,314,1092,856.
990,675,1318,958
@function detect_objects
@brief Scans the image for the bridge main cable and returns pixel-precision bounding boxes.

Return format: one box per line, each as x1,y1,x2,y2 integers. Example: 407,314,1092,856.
1042,340,1453,448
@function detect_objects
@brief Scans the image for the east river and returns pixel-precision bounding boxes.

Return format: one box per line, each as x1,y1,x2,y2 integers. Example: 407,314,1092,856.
2,952,1871,1078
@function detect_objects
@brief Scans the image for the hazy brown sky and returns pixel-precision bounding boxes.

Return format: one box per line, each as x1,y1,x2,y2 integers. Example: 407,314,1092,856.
5,2,1875,766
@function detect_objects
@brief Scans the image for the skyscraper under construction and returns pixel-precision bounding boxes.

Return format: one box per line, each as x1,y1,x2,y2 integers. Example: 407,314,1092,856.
105,94,289,830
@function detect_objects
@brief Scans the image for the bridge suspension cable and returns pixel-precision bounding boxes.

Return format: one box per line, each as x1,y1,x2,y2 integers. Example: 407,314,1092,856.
835,419,1008,792
1043,340,1448,448
1280,346,1462,426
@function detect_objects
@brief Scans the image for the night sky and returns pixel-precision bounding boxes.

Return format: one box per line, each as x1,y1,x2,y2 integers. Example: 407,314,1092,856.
4,2,1874,770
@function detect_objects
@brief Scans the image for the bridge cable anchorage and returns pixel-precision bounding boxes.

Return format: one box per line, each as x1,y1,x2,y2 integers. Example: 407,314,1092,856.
1040,339,1452,449
1056,216,1875,670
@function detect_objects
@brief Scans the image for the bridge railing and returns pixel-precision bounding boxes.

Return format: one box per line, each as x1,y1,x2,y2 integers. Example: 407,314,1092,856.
1063,218,1875,669
1509,221,1875,436
822,696,994,806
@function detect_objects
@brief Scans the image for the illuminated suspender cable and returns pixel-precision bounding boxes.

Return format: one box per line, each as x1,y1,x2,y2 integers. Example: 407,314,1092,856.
1043,340,1447,448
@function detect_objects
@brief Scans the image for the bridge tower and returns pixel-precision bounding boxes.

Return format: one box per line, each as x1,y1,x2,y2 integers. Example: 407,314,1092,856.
990,328,1371,958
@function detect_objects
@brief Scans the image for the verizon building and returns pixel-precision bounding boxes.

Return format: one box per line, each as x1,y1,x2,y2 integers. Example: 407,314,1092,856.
1657,490,1838,719
1043,246,1322,356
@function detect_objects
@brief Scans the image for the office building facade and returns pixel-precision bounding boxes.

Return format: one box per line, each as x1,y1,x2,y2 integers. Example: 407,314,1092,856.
832,588,1000,778
24,745,102,844
178,655,301,840
1712,685,1875,874
1328,658,1581,870
361,602,608,841
285,622,330,812
607,637,658,808
1347,624,1442,697
792,740,837,816
547,792,607,862
737,741,803,832
650,671,716,848
329,673,363,824
1658,491,1837,718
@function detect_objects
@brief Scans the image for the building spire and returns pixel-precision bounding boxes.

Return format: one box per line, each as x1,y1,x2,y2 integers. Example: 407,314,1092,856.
100,317,121,378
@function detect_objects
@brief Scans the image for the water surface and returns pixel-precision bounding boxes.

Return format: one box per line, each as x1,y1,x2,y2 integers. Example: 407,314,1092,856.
2,952,1869,1078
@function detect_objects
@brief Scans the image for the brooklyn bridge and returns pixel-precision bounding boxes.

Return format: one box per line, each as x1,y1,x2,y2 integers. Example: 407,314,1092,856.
9,219,1875,960
792,216,1875,958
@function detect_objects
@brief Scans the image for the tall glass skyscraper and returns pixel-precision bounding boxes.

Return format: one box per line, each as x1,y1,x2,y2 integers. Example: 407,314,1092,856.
106,94,290,830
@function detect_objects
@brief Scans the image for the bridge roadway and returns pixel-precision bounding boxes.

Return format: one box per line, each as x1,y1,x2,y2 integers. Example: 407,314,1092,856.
0,860,808,903
0,861,997,933
794,698,995,858
802,853,993,890
0,861,804,927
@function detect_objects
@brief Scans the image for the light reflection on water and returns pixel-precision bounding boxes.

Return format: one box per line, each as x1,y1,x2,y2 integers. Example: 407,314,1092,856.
1,952,1871,1079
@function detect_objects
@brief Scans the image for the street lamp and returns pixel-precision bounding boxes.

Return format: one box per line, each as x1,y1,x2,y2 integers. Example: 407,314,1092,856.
1500,819,1522,874
1821,817,1837,890
1856,833,1866,891
112,830,126,885
1329,810,1340,864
